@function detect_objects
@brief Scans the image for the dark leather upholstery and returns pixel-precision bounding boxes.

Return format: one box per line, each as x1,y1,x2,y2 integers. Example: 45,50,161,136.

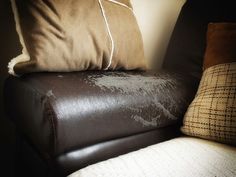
7,0,234,176
14,126,180,177
55,125,180,175
163,0,236,79
5,71,197,159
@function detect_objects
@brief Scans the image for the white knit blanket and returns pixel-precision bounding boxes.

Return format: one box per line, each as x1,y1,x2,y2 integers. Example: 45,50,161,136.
68,137,236,177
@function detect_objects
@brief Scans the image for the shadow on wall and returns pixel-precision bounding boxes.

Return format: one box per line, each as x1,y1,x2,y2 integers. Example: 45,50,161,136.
131,0,186,70
0,0,21,176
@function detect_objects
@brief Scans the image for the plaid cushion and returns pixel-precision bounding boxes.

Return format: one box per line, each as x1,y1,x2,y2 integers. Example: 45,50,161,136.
181,62,236,145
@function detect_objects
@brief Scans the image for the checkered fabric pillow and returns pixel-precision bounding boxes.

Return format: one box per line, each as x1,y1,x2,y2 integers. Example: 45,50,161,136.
181,62,236,145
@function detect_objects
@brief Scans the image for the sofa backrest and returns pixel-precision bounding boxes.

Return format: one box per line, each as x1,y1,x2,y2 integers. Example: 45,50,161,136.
163,0,236,79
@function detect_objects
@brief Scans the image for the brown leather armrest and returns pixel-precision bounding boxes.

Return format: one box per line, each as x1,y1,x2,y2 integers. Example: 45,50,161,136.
4,70,198,158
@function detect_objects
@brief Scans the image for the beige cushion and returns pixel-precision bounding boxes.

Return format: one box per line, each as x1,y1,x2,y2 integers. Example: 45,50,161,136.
69,137,236,177
9,0,146,76
181,63,236,145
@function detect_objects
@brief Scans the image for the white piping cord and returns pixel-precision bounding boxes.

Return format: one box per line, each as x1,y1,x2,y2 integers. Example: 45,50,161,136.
106,0,136,17
9,0,30,76
10,0,29,55
106,0,133,11
97,0,115,70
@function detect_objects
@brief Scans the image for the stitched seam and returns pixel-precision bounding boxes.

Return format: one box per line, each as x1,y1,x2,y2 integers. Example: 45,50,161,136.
9,0,30,76
12,79,58,157
105,0,133,11
97,0,115,70
10,0,29,54
44,98,58,156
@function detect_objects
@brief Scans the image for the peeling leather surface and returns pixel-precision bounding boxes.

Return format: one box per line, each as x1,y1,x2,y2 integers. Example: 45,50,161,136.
86,72,185,127
5,71,198,157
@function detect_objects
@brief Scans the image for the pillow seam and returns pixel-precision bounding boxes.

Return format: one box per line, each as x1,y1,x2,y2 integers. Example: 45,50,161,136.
9,0,30,76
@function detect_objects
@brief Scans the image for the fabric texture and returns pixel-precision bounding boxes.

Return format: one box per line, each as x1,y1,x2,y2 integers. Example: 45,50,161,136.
181,63,236,145
181,23,236,145
203,23,236,70
9,0,146,76
68,137,236,177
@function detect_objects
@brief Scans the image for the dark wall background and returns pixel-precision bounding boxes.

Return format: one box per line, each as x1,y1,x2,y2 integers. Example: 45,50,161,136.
0,0,21,176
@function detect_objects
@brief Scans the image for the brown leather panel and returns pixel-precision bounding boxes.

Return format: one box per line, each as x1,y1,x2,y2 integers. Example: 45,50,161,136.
203,23,236,70
55,125,181,176
163,0,236,79
4,71,197,157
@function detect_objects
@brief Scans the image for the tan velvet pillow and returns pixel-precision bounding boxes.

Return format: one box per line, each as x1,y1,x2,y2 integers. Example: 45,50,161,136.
181,23,236,145
9,0,146,76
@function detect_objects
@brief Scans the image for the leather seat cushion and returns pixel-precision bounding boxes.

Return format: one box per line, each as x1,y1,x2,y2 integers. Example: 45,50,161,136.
4,71,197,157
55,126,180,176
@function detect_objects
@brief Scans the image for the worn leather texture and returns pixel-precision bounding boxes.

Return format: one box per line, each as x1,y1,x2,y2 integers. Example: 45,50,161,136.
163,0,236,79
6,0,234,176
10,0,146,75
5,71,197,159
203,23,236,70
